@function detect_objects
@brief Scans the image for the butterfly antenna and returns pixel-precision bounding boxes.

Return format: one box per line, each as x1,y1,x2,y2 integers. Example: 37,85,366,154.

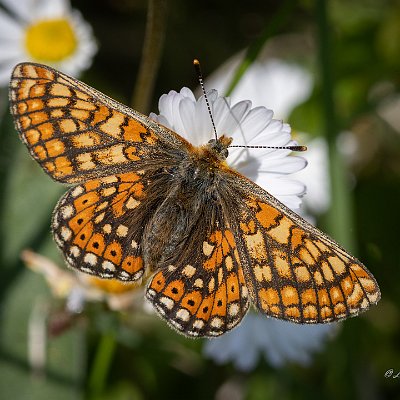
193,60,306,152
229,144,307,151
194,59,218,140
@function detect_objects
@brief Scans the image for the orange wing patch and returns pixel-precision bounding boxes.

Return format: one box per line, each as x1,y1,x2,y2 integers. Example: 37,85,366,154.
239,196,380,323
9,63,162,184
146,229,249,337
53,172,148,281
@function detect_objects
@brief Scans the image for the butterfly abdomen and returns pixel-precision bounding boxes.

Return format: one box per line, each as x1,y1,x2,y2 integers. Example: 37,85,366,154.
142,155,222,269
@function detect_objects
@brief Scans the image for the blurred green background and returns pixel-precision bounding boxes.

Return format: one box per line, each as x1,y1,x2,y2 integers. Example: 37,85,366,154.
0,0,400,399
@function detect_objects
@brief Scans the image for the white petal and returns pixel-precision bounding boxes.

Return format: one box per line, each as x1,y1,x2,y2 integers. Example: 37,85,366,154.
216,100,251,138
0,10,24,40
180,87,196,101
32,0,69,19
149,113,170,128
1,0,33,21
158,91,183,131
276,195,304,210
231,106,274,145
178,97,198,142
203,314,337,371
0,43,25,63
212,96,231,125
193,95,214,144
260,177,306,196
258,156,307,174
0,59,20,85
205,55,313,120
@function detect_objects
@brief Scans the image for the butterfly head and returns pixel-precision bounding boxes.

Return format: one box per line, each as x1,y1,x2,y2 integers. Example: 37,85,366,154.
206,135,233,160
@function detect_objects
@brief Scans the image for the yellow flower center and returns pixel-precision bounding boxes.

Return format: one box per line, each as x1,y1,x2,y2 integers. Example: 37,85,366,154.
88,276,139,294
25,19,77,62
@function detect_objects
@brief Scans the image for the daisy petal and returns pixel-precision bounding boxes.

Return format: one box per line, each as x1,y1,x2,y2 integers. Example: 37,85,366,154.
232,106,274,144
1,0,33,22
0,11,23,39
258,156,307,174
263,177,306,196
217,100,252,138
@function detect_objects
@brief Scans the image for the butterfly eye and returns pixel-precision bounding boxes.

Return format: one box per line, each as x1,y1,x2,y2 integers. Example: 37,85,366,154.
221,148,229,158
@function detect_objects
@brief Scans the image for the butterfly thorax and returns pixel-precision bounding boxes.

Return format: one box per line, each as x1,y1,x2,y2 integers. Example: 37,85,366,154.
189,135,232,171
140,136,233,270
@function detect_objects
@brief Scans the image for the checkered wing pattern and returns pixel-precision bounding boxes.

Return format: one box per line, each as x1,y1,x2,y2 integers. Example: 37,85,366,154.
9,62,186,183
52,171,151,281
233,175,381,323
146,211,250,337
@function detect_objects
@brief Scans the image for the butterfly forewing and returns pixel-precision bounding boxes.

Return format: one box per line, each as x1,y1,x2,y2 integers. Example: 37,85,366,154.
9,63,185,183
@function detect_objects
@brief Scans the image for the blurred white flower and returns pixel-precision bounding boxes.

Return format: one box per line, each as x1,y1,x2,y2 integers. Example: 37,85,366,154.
150,87,307,209
206,57,313,120
22,250,143,312
292,135,331,218
0,0,97,85
204,313,337,371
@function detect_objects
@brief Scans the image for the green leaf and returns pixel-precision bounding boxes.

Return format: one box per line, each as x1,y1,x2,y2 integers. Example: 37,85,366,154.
0,268,85,399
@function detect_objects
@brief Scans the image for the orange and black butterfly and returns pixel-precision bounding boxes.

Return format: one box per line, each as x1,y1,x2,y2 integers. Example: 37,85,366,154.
9,62,380,337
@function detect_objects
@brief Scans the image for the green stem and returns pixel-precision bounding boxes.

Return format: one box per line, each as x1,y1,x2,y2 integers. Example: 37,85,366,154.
131,0,168,114
316,0,356,252
87,331,117,398
225,0,295,97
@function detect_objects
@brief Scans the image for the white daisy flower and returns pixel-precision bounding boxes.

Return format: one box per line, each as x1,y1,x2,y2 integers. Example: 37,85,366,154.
150,87,307,210
0,0,97,85
203,313,337,371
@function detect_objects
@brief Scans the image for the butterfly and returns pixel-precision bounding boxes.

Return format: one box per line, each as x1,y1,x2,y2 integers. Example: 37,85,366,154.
9,62,380,337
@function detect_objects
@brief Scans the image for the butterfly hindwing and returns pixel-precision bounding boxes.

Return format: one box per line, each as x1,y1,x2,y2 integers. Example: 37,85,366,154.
146,210,250,337
53,171,150,281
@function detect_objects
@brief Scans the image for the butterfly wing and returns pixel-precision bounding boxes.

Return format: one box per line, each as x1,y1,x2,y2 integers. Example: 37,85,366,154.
227,173,380,323
146,206,250,338
52,171,153,281
9,62,192,280
9,62,189,183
